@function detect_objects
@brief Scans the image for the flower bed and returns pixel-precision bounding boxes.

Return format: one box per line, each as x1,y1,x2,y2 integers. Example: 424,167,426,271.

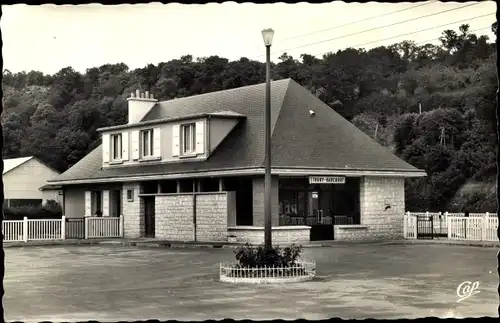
219,243,316,284
219,261,316,284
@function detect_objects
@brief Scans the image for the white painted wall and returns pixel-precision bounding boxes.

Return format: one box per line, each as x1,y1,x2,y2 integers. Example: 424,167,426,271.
3,158,60,201
101,118,209,168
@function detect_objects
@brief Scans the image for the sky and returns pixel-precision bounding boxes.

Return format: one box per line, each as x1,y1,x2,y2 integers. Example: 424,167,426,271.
1,1,496,75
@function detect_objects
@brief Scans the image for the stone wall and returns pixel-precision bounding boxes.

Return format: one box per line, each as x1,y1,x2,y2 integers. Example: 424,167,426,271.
155,194,194,241
333,225,370,241
228,226,311,245
196,193,230,242
252,177,279,227
155,192,233,242
122,183,144,238
359,177,405,240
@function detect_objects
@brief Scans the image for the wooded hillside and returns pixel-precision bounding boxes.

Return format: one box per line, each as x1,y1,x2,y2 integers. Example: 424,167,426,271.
2,24,497,212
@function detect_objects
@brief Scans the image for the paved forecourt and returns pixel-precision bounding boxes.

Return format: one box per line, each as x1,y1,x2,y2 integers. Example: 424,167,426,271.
4,244,497,321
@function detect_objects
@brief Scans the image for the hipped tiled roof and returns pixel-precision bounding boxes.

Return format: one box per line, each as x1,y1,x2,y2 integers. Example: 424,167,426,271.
51,79,423,183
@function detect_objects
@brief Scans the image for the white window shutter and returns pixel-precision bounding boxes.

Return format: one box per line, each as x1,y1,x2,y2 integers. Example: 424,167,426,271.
195,121,205,154
153,127,161,158
102,134,110,163
131,130,140,160
85,191,92,217
121,132,129,161
102,190,110,216
172,124,180,157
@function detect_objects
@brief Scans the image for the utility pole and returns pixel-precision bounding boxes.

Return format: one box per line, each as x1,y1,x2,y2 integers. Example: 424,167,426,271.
419,102,422,114
374,123,379,141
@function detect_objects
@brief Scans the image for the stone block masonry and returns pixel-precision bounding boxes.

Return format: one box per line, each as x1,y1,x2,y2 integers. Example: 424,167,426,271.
122,183,145,239
359,177,405,240
334,225,371,241
155,192,233,242
156,194,194,241
196,193,229,242
228,226,311,245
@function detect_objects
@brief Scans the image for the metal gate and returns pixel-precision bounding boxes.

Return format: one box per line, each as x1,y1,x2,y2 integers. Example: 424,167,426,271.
416,215,434,239
65,218,85,239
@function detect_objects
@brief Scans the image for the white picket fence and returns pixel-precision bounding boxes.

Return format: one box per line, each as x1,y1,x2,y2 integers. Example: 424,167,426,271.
404,211,498,241
2,215,124,242
86,217,122,238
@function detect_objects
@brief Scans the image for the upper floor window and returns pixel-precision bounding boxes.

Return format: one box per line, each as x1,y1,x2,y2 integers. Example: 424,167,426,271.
140,129,154,158
111,134,122,161
181,123,196,155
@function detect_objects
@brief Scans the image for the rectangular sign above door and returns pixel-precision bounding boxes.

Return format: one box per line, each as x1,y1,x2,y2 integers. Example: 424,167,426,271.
309,176,346,184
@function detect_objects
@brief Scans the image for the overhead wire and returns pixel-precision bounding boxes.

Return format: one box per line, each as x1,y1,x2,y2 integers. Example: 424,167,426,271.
251,2,485,59
311,13,495,58
273,0,439,44
413,26,492,46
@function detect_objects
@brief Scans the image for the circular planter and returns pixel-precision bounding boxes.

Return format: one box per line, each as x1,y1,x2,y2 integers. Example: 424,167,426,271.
219,261,316,284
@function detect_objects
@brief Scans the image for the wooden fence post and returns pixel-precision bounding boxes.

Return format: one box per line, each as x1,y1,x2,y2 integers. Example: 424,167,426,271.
61,215,66,240
447,216,452,239
482,212,489,241
23,217,28,242
403,212,408,239
84,217,89,239
412,213,418,239
119,215,124,238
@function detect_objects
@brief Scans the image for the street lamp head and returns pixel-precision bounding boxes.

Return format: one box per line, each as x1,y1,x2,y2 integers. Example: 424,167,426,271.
261,28,274,46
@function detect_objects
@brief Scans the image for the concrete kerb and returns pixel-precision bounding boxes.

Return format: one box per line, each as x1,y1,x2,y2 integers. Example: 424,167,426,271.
3,239,114,248
3,238,499,249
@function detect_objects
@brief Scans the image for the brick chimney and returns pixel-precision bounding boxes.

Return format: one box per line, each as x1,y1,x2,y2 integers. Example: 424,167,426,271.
127,90,158,124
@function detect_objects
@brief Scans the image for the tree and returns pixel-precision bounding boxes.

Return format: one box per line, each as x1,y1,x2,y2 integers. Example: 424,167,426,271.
21,104,62,170
2,113,24,157
0,25,495,212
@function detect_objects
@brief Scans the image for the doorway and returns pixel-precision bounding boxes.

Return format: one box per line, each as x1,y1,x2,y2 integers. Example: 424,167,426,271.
143,196,155,238
308,190,334,241
224,177,253,225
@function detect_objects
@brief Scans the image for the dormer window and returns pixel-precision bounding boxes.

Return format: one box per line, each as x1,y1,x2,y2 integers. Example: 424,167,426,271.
140,129,154,158
181,123,196,155
111,134,122,161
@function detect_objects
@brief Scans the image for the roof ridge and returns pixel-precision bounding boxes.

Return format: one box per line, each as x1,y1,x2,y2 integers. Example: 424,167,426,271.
258,79,293,168
139,79,291,122
158,79,290,105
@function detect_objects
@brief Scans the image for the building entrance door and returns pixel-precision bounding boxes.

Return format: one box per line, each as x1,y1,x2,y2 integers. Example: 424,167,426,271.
308,190,334,241
144,197,155,238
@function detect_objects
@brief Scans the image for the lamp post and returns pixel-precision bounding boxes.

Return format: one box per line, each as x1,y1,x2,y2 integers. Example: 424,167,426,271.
261,28,274,249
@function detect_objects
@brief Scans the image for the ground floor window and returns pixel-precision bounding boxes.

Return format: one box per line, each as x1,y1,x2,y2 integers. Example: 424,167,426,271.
142,181,159,194
91,191,103,216
199,178,220,192
179,179,194,193
110,190,121,217
278,177,360,226
159,180,177,193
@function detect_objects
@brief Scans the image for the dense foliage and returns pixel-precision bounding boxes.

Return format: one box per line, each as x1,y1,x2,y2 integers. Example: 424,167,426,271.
234,243,303,268
3,200,63,220
2,24,497,212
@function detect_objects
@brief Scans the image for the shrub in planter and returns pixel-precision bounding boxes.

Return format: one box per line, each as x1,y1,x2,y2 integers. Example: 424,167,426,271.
229,243,306,278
